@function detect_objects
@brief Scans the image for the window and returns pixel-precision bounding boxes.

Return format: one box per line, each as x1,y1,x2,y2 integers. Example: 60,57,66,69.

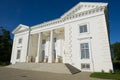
54,38,56,42
81,63,90,69
80,43,89,59
42,50,45,62
79,24,87,33
16,50,21,59
53,49,56,56
42,40,46,44
18,38,22,44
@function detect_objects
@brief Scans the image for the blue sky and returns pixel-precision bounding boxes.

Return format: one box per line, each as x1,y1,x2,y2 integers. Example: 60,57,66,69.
0,0,119,44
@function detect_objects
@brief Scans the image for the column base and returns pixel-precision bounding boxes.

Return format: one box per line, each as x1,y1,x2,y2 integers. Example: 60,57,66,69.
48,58,52,63
44,56,48,63
55,58,58,63
48,61,52,63
35,56,39,63
26,56,29,63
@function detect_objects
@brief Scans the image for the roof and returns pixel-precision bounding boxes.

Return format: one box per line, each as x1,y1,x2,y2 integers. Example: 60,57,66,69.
12,24,29,34
13,2,108,34
61,2,108,18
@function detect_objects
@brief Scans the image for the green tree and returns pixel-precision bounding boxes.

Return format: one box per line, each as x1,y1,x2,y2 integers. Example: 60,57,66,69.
111,42,120,62
111,42,120,71
0,26,12,65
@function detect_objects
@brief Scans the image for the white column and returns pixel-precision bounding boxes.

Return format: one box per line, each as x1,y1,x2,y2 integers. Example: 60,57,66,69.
35,33,42,63
26,34,32,62
56,54,58,62
48,30,53,63
55,41,58,63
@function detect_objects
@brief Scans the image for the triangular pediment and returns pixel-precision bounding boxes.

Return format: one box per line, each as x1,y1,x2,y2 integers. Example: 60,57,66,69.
61,2,108,18
12,24,29,34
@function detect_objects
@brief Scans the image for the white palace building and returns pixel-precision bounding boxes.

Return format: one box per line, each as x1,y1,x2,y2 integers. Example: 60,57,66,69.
10,2,113,72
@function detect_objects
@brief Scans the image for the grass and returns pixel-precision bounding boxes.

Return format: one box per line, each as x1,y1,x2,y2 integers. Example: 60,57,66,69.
90,72,120,80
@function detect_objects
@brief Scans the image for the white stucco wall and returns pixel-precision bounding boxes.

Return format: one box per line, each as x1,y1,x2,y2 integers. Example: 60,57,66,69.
11,31,29,64
67,12,113,72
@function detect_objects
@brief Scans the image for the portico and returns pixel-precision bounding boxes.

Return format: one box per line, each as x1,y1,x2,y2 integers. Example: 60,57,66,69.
27,28,64,63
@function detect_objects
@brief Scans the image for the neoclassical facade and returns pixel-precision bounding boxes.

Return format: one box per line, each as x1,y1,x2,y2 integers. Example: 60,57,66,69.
11,2,113,72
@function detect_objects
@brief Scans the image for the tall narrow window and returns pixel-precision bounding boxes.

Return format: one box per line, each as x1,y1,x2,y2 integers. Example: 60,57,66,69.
54,38,56,42
18,38,22,44
80,43,89,59
42,50,45,62
16,50,21,59
42,39,46,44
79,24,87,33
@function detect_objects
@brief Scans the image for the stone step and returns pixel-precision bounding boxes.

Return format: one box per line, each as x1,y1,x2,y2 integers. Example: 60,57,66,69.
6,63,72,74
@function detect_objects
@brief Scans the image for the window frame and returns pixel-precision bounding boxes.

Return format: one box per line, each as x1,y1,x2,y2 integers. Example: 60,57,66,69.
79,24,88,33
81,63,90,69
42,39,46,44
80,43,90,59
16,50,21,59
78,23,90,34
54,38,56,42
18,38,22,44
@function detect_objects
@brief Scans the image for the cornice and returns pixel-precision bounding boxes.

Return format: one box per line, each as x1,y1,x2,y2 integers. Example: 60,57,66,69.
15,28,29,34
63,6,105,20
31,6,105,30
12,24,29,34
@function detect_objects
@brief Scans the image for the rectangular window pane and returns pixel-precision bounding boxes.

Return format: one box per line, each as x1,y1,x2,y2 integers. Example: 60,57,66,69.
42,40,46,44
54,38,56,42
80,26,83,33
86,49,89,58
85,43,89,48
81,64,85,69
80,44,84,49
81,63,90,69
18,38,22,44
17,50,21,59
86,64,90,69
79,24,87,33
81,50,85,59
80,43,89,59
84,25,87,32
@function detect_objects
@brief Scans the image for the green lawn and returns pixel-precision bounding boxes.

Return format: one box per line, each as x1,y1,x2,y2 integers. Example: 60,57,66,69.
90,72,120,80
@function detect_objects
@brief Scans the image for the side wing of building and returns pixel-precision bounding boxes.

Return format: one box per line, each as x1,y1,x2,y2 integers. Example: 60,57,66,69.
10,24,30,64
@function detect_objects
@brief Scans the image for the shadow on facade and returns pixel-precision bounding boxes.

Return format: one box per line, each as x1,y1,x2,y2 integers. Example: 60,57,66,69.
65,63,81,74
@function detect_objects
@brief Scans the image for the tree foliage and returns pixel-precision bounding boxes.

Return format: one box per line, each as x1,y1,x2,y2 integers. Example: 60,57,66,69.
111,42,120,62
111,42,120,71
0,27,12,65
